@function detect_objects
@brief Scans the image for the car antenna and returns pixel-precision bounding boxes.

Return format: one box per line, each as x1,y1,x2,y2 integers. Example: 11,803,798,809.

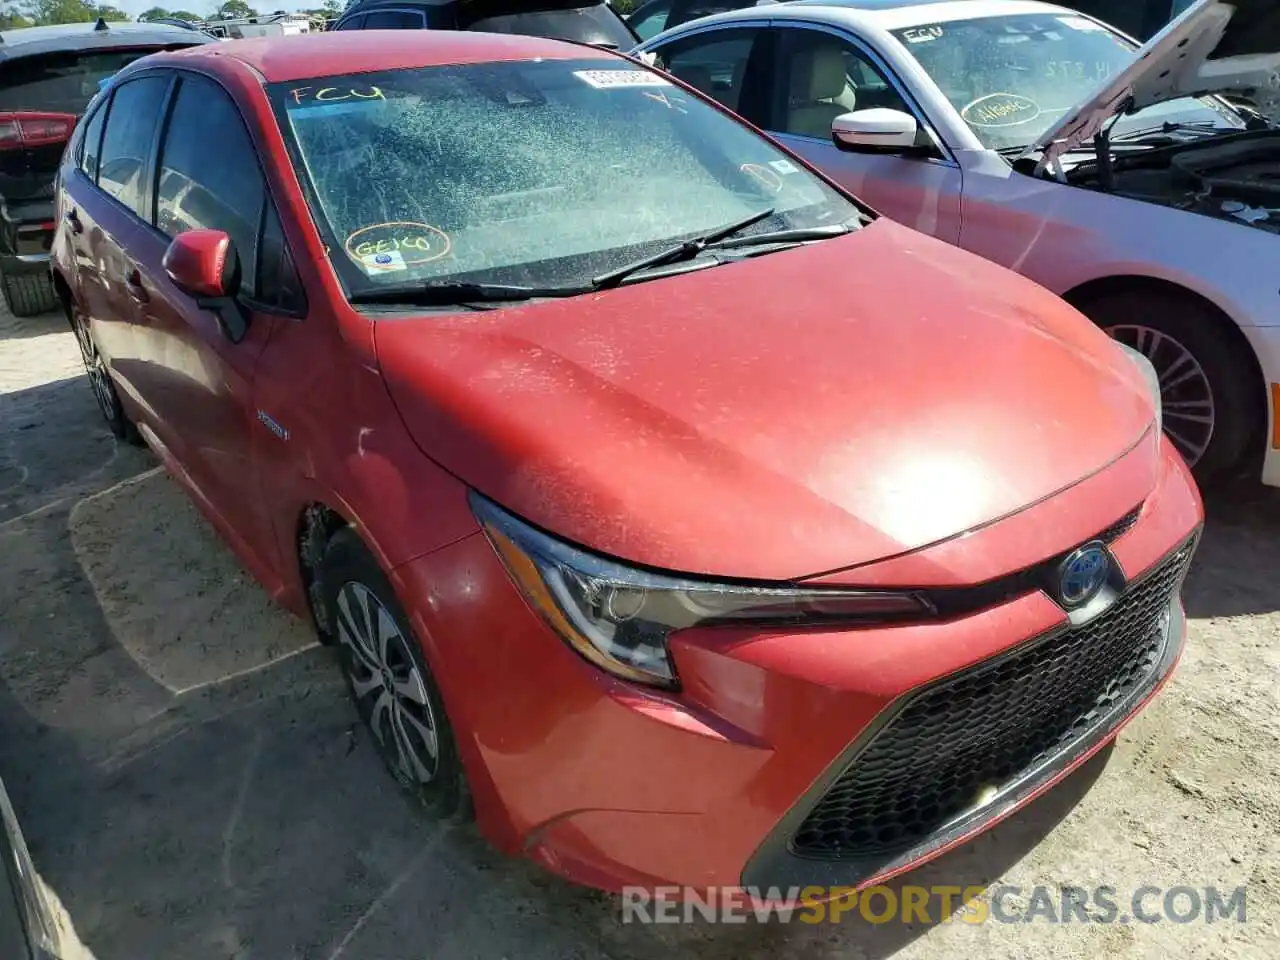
94,16,109,31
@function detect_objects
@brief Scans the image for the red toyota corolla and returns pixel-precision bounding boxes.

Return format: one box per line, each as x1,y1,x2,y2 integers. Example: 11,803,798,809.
51,31,1202,895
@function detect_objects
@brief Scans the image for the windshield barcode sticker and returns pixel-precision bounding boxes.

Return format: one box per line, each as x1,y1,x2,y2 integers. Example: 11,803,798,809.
1057,15,1107,32
359,250,406,274
573,69,672,89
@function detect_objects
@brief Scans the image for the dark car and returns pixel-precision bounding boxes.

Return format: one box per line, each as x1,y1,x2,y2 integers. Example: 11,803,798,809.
625,0,756,41
0,17,212,316
332,0,639,48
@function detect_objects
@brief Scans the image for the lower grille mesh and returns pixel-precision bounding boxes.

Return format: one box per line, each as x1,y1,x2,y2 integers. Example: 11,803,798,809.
791,538,1196,861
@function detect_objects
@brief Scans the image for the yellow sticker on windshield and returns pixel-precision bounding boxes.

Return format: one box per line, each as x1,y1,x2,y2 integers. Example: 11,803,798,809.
961,93,1042,129
740,163,783,193
345,222,452,268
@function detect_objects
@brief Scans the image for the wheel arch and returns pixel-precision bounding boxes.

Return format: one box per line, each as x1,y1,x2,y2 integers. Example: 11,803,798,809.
295,501,352,643
1062,273,1269,458
50,268,73,309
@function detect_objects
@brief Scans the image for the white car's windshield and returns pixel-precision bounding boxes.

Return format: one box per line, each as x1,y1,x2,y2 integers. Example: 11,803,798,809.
271,58,858,296
892,12,1244,150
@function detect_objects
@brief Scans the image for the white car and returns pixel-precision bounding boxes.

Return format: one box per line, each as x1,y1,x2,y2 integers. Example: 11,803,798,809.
635,0,1280,486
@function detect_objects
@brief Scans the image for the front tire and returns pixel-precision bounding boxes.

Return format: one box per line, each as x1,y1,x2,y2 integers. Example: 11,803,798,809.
320,528,469,819
1080,289,1260,485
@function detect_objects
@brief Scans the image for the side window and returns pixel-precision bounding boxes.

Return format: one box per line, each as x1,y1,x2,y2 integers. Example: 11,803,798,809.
362,10,425,28
78,98,107,181
257,202,306,314
653,28,761,116
335,14,366,29
629,0,672,41
96,75,171,216
155,75,266,301
774,28,910,140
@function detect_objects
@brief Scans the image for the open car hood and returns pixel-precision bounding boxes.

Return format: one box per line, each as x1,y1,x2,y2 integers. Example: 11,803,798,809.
1028,0,1280,171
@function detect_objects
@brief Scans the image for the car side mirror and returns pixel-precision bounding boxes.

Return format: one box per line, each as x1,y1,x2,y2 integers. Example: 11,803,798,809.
832,108,932,157
162,228,249,342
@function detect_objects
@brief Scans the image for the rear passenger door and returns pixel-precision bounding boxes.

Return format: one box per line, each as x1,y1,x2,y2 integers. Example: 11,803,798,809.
62,74,173,403
126,71,303,571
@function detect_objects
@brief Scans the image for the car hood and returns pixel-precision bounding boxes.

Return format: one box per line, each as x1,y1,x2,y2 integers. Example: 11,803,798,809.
375,219,1156,581
1029,0,1280,171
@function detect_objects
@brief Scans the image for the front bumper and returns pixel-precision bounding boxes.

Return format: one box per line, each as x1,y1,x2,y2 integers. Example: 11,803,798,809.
391,436,1202,893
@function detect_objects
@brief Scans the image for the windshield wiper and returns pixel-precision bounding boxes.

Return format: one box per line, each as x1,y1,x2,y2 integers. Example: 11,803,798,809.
591,207,776,290
349,280,588,307
707,221,857,251
1110,120,1227,144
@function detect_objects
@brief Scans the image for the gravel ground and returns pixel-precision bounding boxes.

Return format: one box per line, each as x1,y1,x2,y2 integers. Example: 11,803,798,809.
0,302,1277,960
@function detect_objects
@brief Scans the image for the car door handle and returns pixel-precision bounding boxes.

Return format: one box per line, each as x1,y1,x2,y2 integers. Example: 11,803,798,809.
64,208,83,235
125,267,149,304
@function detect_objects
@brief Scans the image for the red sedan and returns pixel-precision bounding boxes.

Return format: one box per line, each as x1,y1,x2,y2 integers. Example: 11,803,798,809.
50,31,1202,895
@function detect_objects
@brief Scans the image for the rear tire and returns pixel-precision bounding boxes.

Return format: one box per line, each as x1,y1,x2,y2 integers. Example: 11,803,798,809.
2,270,59,317
321,528,471,821
1079,289,1260,487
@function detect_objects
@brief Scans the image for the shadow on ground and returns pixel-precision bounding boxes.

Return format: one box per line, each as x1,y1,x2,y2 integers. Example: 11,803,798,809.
1183,478,1280,619
0,308,66,343
0,648,1111,960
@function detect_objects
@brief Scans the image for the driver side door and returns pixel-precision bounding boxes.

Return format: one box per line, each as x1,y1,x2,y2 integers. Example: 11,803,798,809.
759,23,963,244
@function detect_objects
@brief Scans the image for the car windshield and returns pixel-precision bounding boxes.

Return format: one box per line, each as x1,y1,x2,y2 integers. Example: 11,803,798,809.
892,12,1244,151
271,58,858,298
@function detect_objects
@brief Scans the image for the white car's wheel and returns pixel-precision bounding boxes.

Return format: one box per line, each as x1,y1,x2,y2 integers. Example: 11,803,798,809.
1082,289,1260,485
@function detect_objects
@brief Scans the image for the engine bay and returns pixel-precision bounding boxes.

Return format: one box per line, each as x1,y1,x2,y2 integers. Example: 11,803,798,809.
1064,131,1280,234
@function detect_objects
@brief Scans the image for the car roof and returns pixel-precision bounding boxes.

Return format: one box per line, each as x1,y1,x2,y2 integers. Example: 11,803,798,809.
672,0,1067,32
165,30,617,83
0,20,211,60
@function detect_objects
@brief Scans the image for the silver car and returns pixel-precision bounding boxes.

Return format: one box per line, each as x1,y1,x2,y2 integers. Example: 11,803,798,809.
636,0,1280,486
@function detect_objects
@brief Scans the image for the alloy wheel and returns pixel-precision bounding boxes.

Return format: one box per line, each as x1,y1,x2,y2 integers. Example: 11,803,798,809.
1107,323,1214,467
71,308,120,428
335,581,439,786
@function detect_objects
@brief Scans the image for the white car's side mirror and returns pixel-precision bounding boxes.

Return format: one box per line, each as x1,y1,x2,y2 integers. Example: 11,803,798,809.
832,108,921,152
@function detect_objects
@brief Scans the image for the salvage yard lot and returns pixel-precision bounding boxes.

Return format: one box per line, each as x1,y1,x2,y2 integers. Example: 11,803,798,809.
1,303,1277,960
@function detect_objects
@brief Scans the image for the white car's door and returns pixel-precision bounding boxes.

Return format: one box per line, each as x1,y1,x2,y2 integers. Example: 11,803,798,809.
762,23,964,244
646,20,964,243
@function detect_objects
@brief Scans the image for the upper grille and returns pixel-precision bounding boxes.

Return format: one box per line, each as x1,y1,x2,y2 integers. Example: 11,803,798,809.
790,536,1196,862
926,504,1143,619
1097,506,1142,544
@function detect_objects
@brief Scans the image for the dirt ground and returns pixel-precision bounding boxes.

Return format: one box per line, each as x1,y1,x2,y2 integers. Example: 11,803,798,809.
1,301,1277,960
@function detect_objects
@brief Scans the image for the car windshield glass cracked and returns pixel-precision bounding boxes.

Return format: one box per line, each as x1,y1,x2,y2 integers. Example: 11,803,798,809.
270,58,856,298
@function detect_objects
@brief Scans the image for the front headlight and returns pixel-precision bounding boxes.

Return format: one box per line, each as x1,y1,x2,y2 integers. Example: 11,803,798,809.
472,494,934,689
1114,340,1163,433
